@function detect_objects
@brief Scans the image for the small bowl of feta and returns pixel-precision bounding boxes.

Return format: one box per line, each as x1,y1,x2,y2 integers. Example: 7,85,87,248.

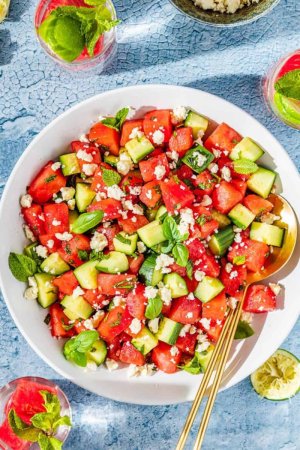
169,0,280,27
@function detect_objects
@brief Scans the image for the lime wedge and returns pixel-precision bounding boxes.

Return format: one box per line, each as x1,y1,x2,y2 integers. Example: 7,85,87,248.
251,349,300,401
0,0,10,22
274,92,300,126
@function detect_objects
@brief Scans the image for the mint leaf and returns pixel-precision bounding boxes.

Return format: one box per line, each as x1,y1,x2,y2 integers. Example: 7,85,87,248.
233,159,258,175
9,252,37,282
172,243,189,267
160,240,175,254
31,412,53,433
233,255,246,265
102,107,129,131
234,320,255,340
145,296,163,320
162,216,180,241
181,354,202,375
102,168,121,186
84,0,106,6
8,410,40,442
52,416,72,431
274,69,300,101
72,210,104,233
63,330,99,367
38,433,63,450
139,254,158,286
39,391,61,417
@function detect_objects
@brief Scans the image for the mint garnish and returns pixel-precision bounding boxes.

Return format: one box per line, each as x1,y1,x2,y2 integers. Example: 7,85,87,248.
63,330,99,367
9,252,37,282
38,0,120,62
275,69,300,101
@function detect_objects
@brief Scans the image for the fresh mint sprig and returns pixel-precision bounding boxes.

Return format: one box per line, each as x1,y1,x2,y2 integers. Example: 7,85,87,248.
8,391,72,450
275,69,300,101
101,108,130,131
9,252,37,282
161,216,189,267
63,330,99,367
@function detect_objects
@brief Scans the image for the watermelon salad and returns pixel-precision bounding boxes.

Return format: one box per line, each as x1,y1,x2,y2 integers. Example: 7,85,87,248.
9,106,285,376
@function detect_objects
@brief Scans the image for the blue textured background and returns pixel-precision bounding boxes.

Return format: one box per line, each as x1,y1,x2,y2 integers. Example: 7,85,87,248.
0,0,299,449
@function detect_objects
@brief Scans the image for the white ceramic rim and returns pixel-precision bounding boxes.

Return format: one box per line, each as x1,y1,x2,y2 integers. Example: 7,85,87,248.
0,84,299,405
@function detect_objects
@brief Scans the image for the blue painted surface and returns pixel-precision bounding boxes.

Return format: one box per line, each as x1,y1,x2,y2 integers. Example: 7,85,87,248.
0,0,299,448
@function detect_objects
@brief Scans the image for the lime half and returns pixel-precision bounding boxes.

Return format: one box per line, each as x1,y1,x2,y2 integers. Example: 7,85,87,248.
0,0,10,22
251,349,300,401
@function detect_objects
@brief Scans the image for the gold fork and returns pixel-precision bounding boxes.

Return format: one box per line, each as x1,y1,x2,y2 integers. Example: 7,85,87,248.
176,194,297,450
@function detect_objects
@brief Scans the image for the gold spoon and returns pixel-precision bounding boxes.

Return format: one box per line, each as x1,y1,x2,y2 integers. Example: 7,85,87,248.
176,193,298,450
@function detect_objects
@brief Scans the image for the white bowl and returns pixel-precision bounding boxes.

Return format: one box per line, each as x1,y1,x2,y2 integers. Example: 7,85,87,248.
0,85,299,405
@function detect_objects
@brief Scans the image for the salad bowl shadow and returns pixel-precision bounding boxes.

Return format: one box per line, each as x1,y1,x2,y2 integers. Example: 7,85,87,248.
0,84,299,405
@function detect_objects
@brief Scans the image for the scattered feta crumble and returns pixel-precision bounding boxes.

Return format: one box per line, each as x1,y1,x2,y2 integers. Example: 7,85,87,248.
172,106,188,123
60,187,75,201
225,263,233,273
51,162,61,171
194,270,205,282
83,319,95,330
170,346,179,356
148,318,160,334
77,149,93,162
35,245,48,259
129,318,142,334
221,166,231,182
208,163,218,174
117,153,134,176
128,363,156,378
178,208,195,236
20,194,32,208
24,276,39,300
260,213,281,225
187,293,195,300
82,163,98,176
106,358,119,372
123,199,144,215
269,283,281,296
129,186,142,196
154,164,166,180
155,254,174,273
193,151,207,167
228,297,238,310
201,195,212,206
199,318,211,330
158,283,172,306
144,286,158,299
73,286,85,298
55,232,73,241
52,219,61,227
47,239,54,249
166,150,179,162
79,134,89,143
129,127,144,139
194,0,261,14
241,311,253,323
23,225,36,242
152,129,165,145
106,184,125,200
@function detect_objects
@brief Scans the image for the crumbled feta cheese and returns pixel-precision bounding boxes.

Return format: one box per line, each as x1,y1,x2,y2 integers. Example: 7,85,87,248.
95,192,107,201
52,219,61,226
228,296,238,309
60,187,75,201
77,149,93,162
129,318,142,334
260,213,281,225
123,199,144,215
194,270,205,282
190,325,197,334
186,312,193,319
51,162,61,171
112,296,125,307
83,319,95,330
241,311,253,323
35,245,48,259
158,283,172,306
225,263,233,273
24,286,38,300
106,358,119,371
79,134,89,143
178,208,195,236
201,195,212,206
106,184,125,200
269,283,281,296
129,186,142,196
86,361,97,371
221,166,231,182
234,233,242,243
144,286,158,299
155,254,174,273
154,164,166,180
148,318,160,334
208,163,219,174
197,340,210,353
172,106,188,123
55,232,73,241
145,190,153,200
68,199,76,210
193,151,207,167
233,226,242,233
170,346,179,356
28,276,37,289
137,241,146,253
128,363,156,377
229,270,238,279
20,194,32,208
23,225,36,242
82,163,98,176
166,150,179,162
179,324,191,337
129,127,144,139
90,232,108,252
194,0,261,15
152,130,165,145
199,318,211,330
73,286,85,298
117,152,134,176
212,149,221,158
187,293,195,300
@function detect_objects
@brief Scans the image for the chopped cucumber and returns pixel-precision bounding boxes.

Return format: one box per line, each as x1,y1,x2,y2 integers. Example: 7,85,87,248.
230,137,264,162
228,204,255,230
96,251,129,274
104,154,119,167
155,205,167,220
137,220,165,248
208,226,234,256
184,110,209,139
163,273,188,298
125,136,154,163
251,349,300,400
61,294,93,320
131,327,158,355
75,182,96,213
195,276,224,303
211,210,231,229
113,232,138,255
87,339,107,366
155,316,183,345
74,259,99,289
247,167,276,199
196,344,215,373
24,243,40,261
250,222,284,247
63,308,79,321
139,254,163,286
41,252,70,275
59,153,81,176
182,145,214,174
34,273,57,308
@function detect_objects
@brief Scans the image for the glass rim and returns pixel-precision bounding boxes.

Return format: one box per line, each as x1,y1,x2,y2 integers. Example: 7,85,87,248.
33,0,117,68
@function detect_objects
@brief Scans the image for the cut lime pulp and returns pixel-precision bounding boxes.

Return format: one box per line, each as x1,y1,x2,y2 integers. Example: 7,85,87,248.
251,349,300,401
0,0,10,22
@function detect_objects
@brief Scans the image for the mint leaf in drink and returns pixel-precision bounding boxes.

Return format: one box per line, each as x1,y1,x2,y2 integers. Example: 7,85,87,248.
39,391,61,417
9,252,37,282
63,330,99,367
8,410,40,442
30,413,53,433
275,69,300,101
101,107,129,131
38,433,63,450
